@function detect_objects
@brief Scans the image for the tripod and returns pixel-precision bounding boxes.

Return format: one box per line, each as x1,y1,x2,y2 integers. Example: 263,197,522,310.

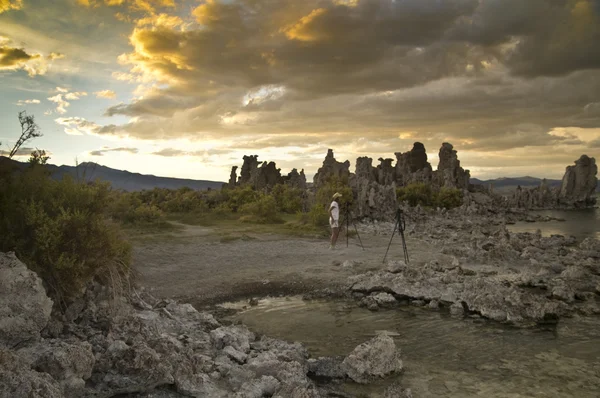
382,208,410,264
339,206,365,250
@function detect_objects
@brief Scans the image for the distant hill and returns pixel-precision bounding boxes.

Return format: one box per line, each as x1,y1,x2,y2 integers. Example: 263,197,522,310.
470,176,600,193
0,157,224,192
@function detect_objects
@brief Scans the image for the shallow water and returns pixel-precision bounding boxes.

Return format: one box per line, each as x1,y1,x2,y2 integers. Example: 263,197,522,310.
223,297,600,397
508,208,600,240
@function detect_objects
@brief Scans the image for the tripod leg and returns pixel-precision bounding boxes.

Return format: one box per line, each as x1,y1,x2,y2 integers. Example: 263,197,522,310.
382,221,398,264
400,230,410,264
353,223,365,251
346,210,349,248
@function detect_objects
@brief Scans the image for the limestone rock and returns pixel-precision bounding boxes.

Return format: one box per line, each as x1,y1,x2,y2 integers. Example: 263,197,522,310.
0,252,53,348
307,356,345,379
394,142,433,186
313,149,350,188
239,155,260,185
228,166,238,187
341,334,403,384
387,260,407,274
0,350,62,398
372,292,397,307
285,168,307,190
433,143,470,189
355,157,397,220
558,155,598,206
236,375,280,398
211,325,255,354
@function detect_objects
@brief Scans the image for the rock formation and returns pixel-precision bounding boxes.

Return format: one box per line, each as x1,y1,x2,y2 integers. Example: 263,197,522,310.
250,161,282,191
228,166,238,187
376,158,395,185
354,157,397,220
284,168,307,190
0,252,53,349
313,149,350,188
433,143,470,189
558,155,598,206
394,142,433,186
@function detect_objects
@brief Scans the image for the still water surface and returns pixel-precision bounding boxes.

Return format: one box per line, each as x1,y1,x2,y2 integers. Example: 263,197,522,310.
508,208,600,241
224,297,600,397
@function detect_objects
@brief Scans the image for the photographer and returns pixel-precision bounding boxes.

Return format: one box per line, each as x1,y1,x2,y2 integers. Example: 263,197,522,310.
329,193,342,249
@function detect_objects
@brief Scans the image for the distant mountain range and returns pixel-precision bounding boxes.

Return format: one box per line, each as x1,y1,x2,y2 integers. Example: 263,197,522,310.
470,176,600,193
0,157,224,192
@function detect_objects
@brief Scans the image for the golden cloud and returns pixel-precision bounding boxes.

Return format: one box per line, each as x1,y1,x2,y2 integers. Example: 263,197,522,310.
283,8,329,42
0,0,22,14
77,0,174,14
95,90,117,99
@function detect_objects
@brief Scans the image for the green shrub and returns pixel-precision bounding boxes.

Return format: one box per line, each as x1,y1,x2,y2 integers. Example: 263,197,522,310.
396,183,434,207
239,194,283,224
271,184,303,213
226,186,260,212
315,177,353,208
0,166,131,307
307,204,329,227
435,187,463,209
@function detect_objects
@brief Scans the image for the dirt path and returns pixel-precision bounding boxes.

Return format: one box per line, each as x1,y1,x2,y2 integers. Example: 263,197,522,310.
133,224,442,306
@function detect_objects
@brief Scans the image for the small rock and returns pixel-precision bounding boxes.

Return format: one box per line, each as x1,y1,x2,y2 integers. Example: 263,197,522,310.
223,345,248,364
410,300,426,307
341,334,403,384
372,293,397,307
342,260,355,268
428,300,440,309
450,302,465,316
386,260,406,274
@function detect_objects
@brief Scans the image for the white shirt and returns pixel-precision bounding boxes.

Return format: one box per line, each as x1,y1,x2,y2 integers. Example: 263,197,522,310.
330,201,339,221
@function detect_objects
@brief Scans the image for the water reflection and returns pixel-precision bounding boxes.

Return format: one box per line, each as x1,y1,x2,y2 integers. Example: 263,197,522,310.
508,208,600,240
224,297,600,397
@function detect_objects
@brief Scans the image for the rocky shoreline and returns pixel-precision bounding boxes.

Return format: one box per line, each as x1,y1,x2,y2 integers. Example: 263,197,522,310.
348,206,600,327
0,252,410,398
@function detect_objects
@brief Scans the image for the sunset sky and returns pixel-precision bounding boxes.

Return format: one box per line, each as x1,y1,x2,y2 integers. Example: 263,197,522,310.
1,0,599,182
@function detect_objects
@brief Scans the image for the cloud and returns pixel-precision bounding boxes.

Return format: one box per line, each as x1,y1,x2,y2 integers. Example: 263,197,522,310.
55,117,102,135
151,148,187,157
76,0,174,14
47,90,88,114
89,146,139,156
94,89,117,99
0,36,64,76
0,146,33,157
16,99,41,105
64,91,88,100
0,0,22,14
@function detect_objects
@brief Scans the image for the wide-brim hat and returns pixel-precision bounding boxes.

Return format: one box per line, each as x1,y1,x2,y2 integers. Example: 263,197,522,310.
332,192,342,199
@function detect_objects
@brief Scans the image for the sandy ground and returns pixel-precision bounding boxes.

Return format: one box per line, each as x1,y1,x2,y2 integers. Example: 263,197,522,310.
133,223,441,306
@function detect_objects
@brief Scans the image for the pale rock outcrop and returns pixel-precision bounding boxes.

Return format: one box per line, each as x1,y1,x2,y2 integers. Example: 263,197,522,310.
434,142,470,189
558,155,598,206
376,158,396,185
250,161,282,190
0,350,62,398
313,149,350,188
0,252,53,349
341,334,403,384
355,157,397,220
239,155,260,185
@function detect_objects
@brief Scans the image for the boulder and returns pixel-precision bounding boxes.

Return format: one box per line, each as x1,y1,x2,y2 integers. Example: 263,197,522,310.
211,325,255,354
0,350,62,398
0,252,53,348
341,334,403,384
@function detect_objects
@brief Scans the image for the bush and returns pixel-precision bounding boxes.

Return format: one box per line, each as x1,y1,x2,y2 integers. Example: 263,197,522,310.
108,192,168,227
271,184,303,213
396,183,434,207
239,194,283,224
307,204,329,227
435,187,463,209
315,178,353,208
226,186,260,212
0,165,131,307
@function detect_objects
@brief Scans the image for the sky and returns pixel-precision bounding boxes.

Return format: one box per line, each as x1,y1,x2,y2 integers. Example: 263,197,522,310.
1,0,599,182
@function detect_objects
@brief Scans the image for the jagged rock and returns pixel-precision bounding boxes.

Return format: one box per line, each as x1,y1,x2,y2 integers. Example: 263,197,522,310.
224,345,248,364
371,292,397,307
558,155,598,206
433,142,470,189
239,155,260,185
355,157,397,220
387,260,406,274
395,142,433,186
19,340,94,396
175,371,229,398
211,325,255,354
285,168,307,190
236,376,280,398
0,252,53,349
341,334,403,384
313,149,350,188
384,383,413,398
229,166,238,187
377,158,396,185
251,161,282,190
0,350,62,398
307,356,345,378
450,302,465,316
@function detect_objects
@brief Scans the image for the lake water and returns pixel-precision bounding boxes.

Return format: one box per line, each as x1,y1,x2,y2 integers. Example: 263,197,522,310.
508,208,600,241
224,297,600,397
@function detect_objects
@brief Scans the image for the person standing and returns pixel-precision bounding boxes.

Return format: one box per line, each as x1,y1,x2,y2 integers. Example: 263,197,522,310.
329,193,342,249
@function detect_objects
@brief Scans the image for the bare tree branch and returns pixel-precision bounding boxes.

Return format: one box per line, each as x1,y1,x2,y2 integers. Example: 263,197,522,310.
9,111,42,159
